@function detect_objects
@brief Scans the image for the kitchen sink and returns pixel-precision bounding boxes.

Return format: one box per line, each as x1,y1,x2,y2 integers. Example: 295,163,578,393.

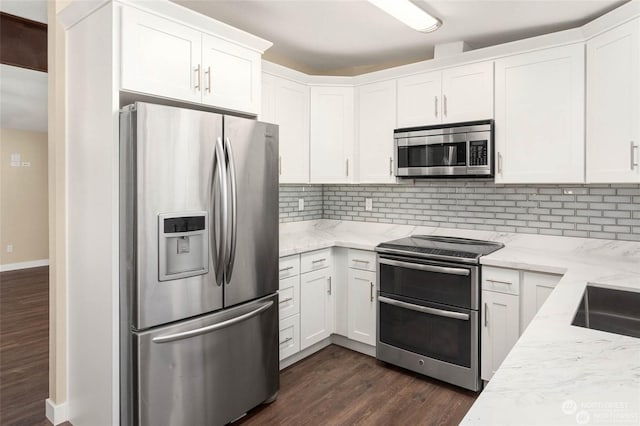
572,285,640,339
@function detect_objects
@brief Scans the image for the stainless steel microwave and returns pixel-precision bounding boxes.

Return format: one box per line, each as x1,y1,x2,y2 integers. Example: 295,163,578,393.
394,120,494,178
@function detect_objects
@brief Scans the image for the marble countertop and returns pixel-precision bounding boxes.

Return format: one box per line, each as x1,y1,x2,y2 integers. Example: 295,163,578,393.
280,220,640,425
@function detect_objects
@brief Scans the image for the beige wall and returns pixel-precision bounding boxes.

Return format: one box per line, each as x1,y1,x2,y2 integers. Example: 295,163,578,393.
0,128,49,265
48,0,70,408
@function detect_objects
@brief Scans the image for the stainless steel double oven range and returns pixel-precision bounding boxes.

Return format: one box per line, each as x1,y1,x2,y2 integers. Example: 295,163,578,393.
375,236,504,391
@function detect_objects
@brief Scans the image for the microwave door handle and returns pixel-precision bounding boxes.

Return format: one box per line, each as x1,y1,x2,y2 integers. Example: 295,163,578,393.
378,258,470,276
223,137,237,283
213,137,228,286
152,300,274,343
379,296,469,321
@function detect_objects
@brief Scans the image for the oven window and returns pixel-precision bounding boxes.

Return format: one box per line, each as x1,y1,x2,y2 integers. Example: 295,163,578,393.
398,142,467,168
379,262,473,309
379,297,472,367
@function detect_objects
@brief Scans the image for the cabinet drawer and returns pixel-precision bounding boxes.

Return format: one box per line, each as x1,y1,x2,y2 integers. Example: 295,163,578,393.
279,314,300,361
279,255,300,279
482,266,520,295
300,248,332,273
347,249,377,272
278,276,300,320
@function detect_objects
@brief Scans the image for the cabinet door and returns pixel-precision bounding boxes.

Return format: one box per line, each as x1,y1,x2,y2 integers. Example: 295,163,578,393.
397,71,441,127
520,272,561,334
121,7,202,103
201,34,261,114
441,62,494,123
494,44,585,183
357,80,397,183
347,269,376,346
310,86,355,183
273,76,310,183
481,290,519,381
279,314,300,361
300,268,334,349
587,19,640,183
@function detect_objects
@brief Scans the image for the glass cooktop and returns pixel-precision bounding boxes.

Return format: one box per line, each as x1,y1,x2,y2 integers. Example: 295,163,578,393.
376,235,504,263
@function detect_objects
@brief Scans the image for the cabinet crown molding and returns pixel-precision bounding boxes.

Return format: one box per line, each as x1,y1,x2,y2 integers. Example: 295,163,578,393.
58,0,273,53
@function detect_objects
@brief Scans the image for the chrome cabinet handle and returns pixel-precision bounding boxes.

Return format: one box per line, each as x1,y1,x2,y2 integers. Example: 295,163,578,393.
498,152,503,175
484,302,488,327
487,279,513,286
443,94,448,117
434,96,438,118
389,157,393,176
153,301,273,343
353,259,370,265
224,137,238,283
379,258,470,276
346,159,349,177
631,141,638,170
312,258,326,264
279,266,294,272
213,137,227,286
194,64,201,90
204,66,211,93
370,282,374,302
379,296,469,321
279,156,282,175
279,297,293,305
328,276,332,295
279,336,293,345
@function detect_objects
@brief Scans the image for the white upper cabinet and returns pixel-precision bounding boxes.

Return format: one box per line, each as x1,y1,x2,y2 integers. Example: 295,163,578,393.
310,86,355,183
397,71,442,127
586,18,640,183
494,44,585,183
261,74,310,183
356,80,397,183
121,7,202,103
121,7,262,114
396,62,493,128
441,62,494,123
201,34,261,114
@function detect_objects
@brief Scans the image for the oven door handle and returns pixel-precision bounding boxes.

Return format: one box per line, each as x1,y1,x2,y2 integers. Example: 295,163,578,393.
379,296,470,321
379,258,470,276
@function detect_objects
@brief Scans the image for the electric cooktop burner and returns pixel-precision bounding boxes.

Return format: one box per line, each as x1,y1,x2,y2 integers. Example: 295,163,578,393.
376,235,504,264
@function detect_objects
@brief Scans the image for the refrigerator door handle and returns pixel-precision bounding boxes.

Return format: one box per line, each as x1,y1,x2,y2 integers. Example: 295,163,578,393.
151,300,274,344
224,137,238,283
213,136,228,286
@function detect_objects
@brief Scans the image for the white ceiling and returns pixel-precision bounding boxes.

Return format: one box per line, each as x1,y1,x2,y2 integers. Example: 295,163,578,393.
0,65,48,133
0,1,48,132
173,0,627,75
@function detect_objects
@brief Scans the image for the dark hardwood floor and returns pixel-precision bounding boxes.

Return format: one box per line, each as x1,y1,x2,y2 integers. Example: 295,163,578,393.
0,266,70,426
236,344,478,426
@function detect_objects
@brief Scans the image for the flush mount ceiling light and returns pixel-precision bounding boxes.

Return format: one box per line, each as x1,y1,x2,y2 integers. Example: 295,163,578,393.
368,0,442,33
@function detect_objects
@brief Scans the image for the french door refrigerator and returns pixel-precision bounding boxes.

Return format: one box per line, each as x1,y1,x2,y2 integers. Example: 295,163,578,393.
119,102,279,426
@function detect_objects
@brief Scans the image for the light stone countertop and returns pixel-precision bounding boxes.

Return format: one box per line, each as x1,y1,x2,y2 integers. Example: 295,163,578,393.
279,219,640,425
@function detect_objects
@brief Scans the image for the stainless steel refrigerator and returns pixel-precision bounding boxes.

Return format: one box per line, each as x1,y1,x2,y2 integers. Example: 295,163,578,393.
119,102,279,426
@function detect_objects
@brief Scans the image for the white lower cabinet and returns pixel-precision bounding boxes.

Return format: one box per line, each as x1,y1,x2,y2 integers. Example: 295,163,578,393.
481,266,563,381
279,314,300,360
300,267,334,350
520,271,561,333
481,290,520,381
347,268,376,346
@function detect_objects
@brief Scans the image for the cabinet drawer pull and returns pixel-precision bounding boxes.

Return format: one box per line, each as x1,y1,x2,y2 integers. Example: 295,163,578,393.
279,266,294,272
487,279,513,286
279,297,293,305
631,141,638,170
443,94,448,117
389,157,393,176
204,66,211,93
484,302,488,327
346,159,349,177
279,336,293,345
434,96,438,118
498,152,503,175
370,282,374,302
328,276,332,295
312,258,326,264
352,259,370,265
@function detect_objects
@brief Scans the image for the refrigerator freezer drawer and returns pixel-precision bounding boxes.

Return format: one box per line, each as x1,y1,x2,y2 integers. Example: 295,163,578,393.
133,294,279,426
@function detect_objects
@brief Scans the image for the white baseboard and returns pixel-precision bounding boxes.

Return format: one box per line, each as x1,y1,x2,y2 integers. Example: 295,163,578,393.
45,398,69,425
331,334,376,357
0,259,49,272
279,335,375,371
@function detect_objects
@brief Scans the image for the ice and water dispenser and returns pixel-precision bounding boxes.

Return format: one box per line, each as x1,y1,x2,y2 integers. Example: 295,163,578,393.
158,212,209,281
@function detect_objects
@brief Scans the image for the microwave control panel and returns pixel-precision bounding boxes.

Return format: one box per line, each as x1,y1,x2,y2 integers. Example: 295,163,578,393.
469,140,488,167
